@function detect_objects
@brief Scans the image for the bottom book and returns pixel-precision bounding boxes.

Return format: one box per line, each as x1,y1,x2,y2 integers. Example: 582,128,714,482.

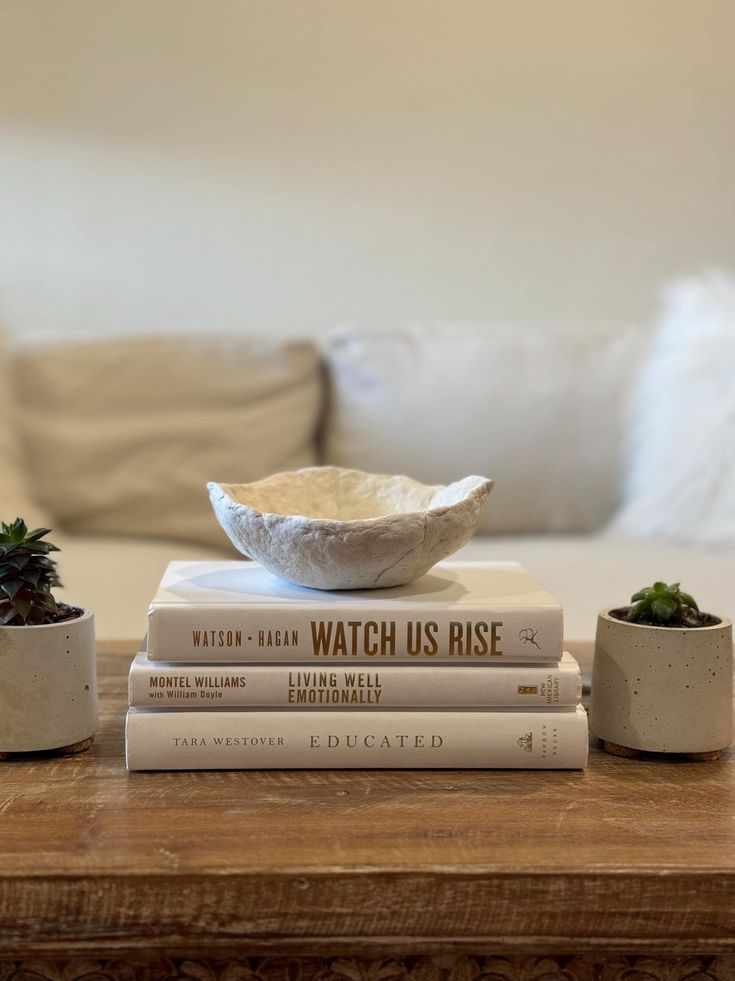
125,705,589,770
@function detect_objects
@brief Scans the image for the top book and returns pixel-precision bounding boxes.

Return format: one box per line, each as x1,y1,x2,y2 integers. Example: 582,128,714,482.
147,560,563,664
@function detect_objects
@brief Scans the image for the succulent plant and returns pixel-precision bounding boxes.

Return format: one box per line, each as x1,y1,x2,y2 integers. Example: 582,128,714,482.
0,518,62,626
626,581,700,628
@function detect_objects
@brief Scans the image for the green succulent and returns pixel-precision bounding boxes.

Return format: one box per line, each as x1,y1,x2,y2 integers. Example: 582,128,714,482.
626,581,699,628
0,518,62,626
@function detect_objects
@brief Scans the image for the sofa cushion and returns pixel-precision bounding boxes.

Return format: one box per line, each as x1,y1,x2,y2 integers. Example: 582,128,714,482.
324,324,642,534
613,272,735,546
12,335,322,549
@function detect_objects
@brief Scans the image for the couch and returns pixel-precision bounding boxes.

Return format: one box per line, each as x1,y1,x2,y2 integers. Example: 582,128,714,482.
4,302,735,644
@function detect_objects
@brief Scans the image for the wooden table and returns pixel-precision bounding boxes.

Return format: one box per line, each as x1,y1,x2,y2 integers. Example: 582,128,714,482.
1,642,734,981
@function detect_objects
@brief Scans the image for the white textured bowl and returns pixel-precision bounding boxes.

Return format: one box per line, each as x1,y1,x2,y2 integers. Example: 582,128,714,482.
208,467,493,589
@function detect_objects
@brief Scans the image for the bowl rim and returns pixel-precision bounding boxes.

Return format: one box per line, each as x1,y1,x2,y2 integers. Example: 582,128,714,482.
208,466,493,528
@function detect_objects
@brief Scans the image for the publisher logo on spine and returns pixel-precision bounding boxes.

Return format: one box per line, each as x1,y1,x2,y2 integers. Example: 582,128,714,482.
518,732,533,753
519,627,541,650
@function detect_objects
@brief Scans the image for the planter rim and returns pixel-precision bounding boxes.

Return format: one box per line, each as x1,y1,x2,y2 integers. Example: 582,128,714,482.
598,607,731,632
0,607,93,631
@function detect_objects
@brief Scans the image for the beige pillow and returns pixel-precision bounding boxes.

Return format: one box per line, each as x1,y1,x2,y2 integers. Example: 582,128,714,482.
0,331,52,531
12,335,323,549
324,323,643,534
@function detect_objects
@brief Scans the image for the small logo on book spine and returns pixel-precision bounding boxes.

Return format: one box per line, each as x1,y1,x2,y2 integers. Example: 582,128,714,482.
518,732,533,753
519,628,541,649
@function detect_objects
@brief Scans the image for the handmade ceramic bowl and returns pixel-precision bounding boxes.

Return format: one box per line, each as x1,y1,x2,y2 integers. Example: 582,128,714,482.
208,467,493,589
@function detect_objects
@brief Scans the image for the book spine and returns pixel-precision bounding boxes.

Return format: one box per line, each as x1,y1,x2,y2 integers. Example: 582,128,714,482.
125,706,589,770
129,654,582,708
147,605,562,663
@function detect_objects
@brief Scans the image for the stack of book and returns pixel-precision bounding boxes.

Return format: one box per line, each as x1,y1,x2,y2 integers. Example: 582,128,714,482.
125,560,588,770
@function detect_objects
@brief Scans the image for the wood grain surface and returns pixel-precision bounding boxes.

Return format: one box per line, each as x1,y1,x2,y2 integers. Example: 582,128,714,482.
0,642,734,960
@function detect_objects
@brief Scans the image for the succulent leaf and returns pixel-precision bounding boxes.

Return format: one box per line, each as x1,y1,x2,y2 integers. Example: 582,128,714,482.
1,579,24,601
4,554,31,571
627,581,701,628
24,528,53,542
0,519,62,626
651,597,675,621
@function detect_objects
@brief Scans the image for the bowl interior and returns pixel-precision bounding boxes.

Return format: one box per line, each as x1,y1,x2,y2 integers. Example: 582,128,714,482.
218,469,485,521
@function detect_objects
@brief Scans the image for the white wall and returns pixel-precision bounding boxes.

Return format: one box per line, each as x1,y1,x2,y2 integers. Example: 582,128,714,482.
1,0,734,341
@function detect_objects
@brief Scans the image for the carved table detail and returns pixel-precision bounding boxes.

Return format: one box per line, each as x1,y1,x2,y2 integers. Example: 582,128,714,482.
2,955,735,981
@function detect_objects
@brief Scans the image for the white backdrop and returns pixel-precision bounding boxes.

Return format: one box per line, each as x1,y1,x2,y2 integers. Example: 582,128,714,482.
1,0,734,341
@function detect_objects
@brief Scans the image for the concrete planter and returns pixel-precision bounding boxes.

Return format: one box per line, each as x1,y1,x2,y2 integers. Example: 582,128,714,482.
589,609,733,758
0,608,97,754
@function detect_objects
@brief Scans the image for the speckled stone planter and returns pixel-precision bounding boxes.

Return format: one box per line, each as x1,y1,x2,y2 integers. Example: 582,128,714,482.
0,609,98,754
589,609,733,759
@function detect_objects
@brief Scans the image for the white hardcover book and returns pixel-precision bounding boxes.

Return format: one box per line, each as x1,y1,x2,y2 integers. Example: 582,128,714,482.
129,651,582,708
147,560,563,663
125,705,589,770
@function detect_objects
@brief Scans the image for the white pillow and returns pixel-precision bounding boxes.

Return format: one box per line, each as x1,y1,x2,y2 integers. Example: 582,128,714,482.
613,272,735,546
324,323,641,534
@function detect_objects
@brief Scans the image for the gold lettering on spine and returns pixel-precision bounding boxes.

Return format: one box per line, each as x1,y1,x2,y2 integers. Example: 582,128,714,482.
381,621,396,656
257,629,298,648
192,629,243,648
407,621,439,656
474,622,489,656
448,621,463,655
447,621,501,656
306,732,445,750
287,670,384,705
490,621,503,656
311,621,397,656
311,621,332,655
333,622,348,656
364,621,378,655
347,621,361,655
306,620,504,657
407,622,421,656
